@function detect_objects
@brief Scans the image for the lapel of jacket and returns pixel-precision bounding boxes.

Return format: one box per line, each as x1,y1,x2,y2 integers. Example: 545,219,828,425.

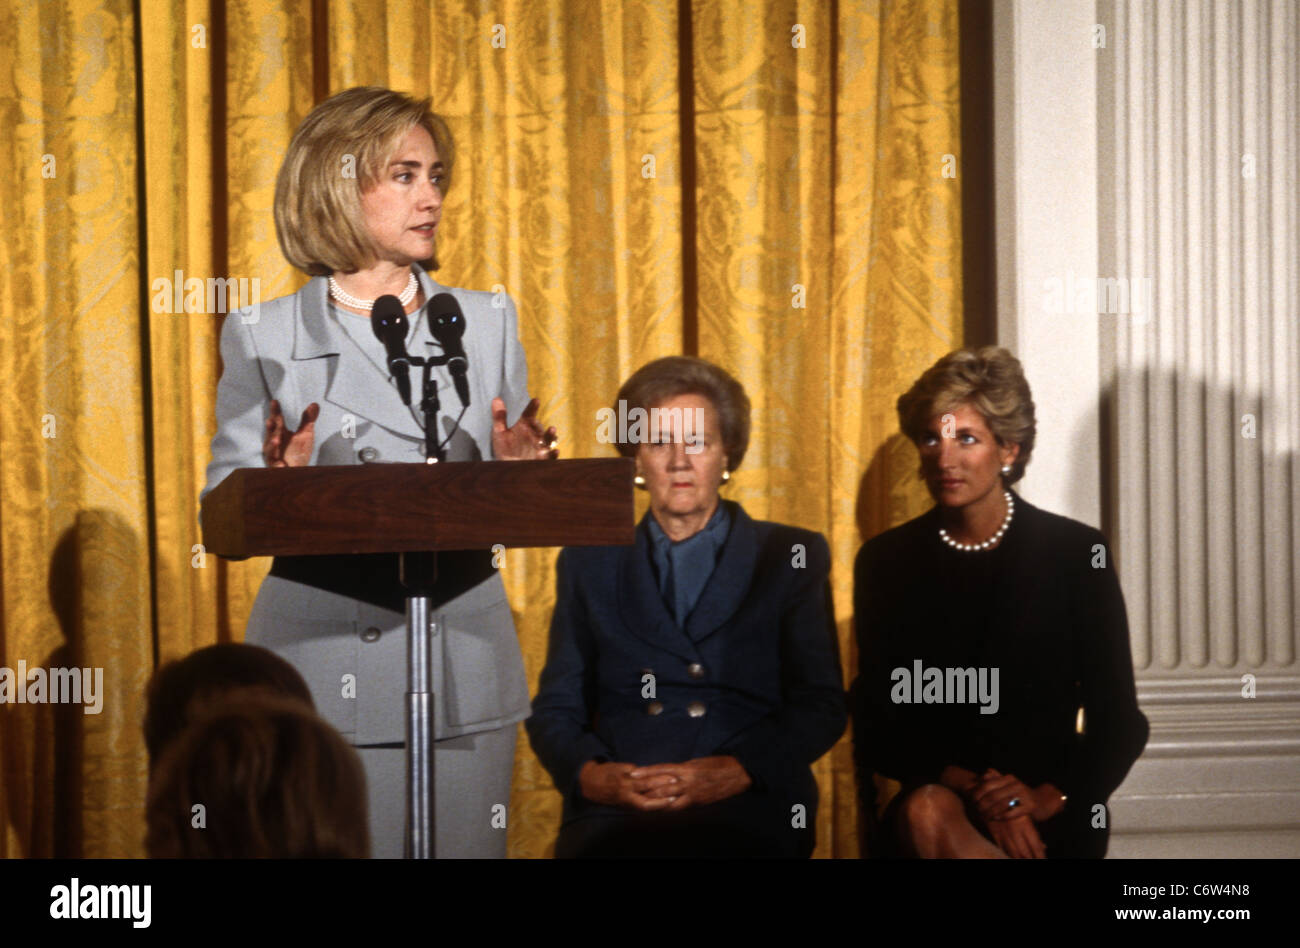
989,489,1035,643
683,501,758,644
291,272,433,441
617,515,698,663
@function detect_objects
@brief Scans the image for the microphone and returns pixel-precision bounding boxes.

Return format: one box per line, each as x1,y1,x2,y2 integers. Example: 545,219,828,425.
427,292,470,409
370,294,412,405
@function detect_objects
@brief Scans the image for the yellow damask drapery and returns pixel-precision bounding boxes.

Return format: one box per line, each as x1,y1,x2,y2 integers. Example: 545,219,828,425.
0,0,961,858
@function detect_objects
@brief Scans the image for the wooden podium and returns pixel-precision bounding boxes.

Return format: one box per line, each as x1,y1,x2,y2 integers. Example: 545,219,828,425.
201,457,635,857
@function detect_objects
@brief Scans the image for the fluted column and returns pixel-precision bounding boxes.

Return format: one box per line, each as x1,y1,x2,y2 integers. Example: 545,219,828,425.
1105,0,1297,680
996,0,1300,856
1098,0,1299,856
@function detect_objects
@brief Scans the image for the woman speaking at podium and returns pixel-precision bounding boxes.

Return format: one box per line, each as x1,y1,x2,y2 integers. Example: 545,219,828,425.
202,87,555,857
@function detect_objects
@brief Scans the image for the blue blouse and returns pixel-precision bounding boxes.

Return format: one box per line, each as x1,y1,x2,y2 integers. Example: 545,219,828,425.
646,502,732,628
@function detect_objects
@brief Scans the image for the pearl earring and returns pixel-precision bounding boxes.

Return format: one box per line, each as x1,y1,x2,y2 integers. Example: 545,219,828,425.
721,470,730,483
1001,465,1012,476
634,474,646,489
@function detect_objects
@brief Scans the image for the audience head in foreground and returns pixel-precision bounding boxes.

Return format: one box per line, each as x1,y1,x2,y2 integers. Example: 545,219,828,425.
146,695,369,858
143,642,315,773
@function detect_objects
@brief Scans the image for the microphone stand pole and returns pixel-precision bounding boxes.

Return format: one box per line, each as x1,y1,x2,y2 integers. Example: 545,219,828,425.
402,358,445,858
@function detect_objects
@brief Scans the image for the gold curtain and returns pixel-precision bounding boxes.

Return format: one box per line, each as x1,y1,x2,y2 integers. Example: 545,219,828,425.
0,0,960,858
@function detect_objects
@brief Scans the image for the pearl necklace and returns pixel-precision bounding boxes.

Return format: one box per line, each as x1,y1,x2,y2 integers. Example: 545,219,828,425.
939,490,1014,552
328,272,418,311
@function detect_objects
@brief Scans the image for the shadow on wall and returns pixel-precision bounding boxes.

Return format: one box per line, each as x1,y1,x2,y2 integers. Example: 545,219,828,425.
848,430,935,854
0,509,139,857
1090,366,1298,856
1091,366,1296,672
856,432,932,546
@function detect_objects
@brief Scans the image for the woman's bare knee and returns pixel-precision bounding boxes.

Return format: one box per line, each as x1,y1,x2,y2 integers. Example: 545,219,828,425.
897,784,965,854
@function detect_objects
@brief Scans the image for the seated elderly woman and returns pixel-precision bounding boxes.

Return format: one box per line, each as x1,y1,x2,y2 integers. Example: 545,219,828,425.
852,346,1148,858
526,356,847,858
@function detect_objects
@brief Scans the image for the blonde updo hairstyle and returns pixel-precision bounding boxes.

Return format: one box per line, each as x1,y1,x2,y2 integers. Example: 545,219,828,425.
896,346,1036,485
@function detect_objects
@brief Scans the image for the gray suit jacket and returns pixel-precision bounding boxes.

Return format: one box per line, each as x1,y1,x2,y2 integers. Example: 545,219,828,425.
201,269,532,744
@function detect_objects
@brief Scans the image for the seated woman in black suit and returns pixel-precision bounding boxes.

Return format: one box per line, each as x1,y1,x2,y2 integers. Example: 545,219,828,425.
852,346,1148,858
527,356,846,858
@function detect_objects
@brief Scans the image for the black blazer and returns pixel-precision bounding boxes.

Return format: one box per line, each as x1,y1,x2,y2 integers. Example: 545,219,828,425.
527,501,847,825
851,494,1148,856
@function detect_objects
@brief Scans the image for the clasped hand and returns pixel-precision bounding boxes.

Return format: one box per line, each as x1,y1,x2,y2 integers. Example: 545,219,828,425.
578,756,752,812
968,768,1063,860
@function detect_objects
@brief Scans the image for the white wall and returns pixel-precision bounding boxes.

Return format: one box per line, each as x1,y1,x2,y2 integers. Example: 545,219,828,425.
993,0,1100,528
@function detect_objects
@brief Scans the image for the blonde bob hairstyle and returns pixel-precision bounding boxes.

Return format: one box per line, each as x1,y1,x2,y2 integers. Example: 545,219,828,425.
614,356,752,471
896,346,1036,485
274,86,454,276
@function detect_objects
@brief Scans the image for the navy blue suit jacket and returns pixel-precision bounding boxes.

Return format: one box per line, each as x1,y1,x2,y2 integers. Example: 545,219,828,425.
526,501,847,825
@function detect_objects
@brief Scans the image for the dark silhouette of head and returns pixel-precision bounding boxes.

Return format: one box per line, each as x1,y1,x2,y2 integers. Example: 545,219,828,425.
143,643,315,772
145,695,369,858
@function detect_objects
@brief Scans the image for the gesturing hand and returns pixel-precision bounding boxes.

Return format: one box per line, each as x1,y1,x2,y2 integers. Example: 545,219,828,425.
491,397,558,461
578,760,680,811
263,399,319,468
629,756,753,810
